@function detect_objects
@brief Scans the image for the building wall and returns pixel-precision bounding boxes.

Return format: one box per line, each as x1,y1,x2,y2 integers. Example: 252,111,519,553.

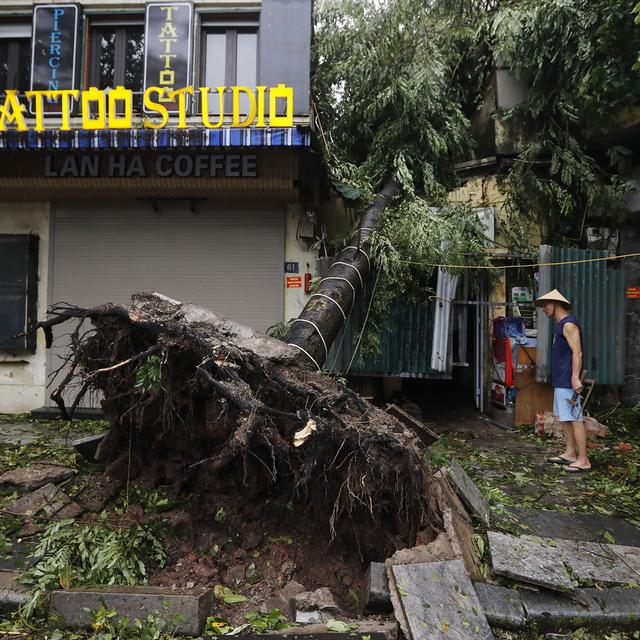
283,203,316,323
0,202,50,413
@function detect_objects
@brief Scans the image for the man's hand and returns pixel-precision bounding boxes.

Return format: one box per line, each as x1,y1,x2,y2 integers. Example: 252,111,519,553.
571,376,583,393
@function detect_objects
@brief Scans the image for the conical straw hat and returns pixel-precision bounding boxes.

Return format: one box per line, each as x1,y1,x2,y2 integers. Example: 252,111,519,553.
535,289,571,308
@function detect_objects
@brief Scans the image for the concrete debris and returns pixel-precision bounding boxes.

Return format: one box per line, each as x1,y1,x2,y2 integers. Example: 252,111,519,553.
72,433,106,462
386,532,456,566
293,587,342,624
488,531,574,592
389,560,494,640
445,459,491,526
0,464,75,492
3,483,78,519
0,570,27,614
49,585,213,636
360,562,392,614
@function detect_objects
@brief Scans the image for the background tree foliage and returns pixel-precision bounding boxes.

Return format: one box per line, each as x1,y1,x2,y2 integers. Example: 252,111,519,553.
313,0,493,351
313,0,639,353
491,0,640,245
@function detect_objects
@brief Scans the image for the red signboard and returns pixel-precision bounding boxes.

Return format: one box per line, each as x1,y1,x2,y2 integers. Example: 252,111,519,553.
627,287,640,299
286,276,302,288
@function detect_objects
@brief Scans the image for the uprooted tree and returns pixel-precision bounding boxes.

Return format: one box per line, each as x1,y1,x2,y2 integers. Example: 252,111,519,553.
40,293,438,560
37,0,500,558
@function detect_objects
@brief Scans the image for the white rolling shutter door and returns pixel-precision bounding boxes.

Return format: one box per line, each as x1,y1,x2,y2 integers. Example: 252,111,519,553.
48,201,284,406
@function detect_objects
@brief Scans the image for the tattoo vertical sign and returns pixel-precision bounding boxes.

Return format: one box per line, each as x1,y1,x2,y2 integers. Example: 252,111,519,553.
30,3,82,114
143,2,194,114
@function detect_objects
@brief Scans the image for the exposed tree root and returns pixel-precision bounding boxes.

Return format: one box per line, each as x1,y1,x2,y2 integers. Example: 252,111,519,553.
40,292,439,560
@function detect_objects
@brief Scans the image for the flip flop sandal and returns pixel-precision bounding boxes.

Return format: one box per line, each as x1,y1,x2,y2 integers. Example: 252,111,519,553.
564,465,591,473
547,456,574,465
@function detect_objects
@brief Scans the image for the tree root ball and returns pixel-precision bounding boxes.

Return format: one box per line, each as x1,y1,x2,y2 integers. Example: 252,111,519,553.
40,292,439,560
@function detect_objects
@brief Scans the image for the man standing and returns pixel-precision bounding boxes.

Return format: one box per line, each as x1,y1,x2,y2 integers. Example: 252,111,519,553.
535,289,591,473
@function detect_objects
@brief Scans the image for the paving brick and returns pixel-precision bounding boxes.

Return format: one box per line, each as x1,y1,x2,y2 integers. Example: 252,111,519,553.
49,585,213,636
361,562,392,614
0,570,27,614
585,587,640,630
390,560,494,640
472,582,526,629
520,589,603,631
446,460,490,526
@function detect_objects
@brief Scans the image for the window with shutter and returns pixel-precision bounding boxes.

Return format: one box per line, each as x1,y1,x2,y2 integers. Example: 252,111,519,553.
0,235,39,353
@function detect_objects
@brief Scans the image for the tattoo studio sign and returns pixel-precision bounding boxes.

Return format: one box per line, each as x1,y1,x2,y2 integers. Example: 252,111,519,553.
0,85,294,131
143,2,193,114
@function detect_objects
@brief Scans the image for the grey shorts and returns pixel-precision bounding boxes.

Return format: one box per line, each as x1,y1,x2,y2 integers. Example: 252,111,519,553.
554,387,583,422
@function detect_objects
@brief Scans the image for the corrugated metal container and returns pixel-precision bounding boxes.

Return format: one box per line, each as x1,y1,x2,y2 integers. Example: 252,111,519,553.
327,295,450,379
536,245,626,385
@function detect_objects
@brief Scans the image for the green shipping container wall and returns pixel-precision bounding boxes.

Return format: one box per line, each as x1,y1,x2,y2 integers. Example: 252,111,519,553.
536,245,626,385
326,295,450,378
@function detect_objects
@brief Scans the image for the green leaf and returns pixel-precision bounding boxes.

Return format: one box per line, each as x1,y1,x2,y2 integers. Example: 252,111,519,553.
327,620,359,633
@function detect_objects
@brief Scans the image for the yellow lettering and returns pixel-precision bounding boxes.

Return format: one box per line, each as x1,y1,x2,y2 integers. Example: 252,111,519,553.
0,90,27,131
108,86,132,129
158,22,177,38
162,38,177,53
269,84,294,127
168,86,193,128
143,87,170,128
159,6,175,20
231,87,257,127
81,87,107,130
159,55,178,70
200,87,225,129
25,91,46,132
255,86,267,128
46,90,78,130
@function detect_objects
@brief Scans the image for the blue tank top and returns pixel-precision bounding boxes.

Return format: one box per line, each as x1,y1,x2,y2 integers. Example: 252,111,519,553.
552,315,582,389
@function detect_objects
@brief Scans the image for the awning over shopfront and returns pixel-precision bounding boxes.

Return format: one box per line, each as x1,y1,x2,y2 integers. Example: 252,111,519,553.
0,126,311,150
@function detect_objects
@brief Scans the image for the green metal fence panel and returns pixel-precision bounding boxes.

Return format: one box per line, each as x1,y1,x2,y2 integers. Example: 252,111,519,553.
539,246,626,385
327,295,448,378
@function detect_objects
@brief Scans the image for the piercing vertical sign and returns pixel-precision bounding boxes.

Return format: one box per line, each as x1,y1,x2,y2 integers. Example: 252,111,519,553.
30,4,81,114
143,2,193,114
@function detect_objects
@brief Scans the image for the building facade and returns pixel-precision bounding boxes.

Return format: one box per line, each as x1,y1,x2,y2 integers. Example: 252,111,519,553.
0,0,321,412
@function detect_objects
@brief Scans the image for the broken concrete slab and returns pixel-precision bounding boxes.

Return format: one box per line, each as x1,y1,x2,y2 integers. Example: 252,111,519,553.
487,531,573,592
554,539,640,585
502,507,640,546
472,582,526,630
264,580,306,617
519,588,603,631
0,464,75,492
446,460,490,526
3,483,77,518
385,404,438,446
586,587,640,630
293,588,342,624
49,585,213,636
385,533,455,566
72,433,106,462
607,543,640,579
0,570,27,614
270,620,397,640
361,562,392,614
0,540,33,572
390,560,494,640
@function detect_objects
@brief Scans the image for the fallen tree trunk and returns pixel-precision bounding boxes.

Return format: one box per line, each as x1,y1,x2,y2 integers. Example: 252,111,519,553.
283,179,399,368
39,292,438,560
